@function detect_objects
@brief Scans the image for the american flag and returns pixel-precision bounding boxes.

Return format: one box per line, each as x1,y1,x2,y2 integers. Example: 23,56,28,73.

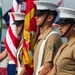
3,9,11,26
4,0,22,65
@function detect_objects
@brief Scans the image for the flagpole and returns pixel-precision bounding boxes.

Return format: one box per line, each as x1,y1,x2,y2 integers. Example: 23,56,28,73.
0,0,2,48
0,41,1,66
0,0,2,66
0,0,2,43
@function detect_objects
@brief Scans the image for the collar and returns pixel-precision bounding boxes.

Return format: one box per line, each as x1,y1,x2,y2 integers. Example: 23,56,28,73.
67,37,75,47
38,27,53,40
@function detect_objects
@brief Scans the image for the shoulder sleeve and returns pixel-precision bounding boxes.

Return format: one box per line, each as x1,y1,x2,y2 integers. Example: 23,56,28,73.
44,34,62,63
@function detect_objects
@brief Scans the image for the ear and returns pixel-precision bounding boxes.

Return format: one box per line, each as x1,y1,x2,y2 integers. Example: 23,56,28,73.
48,15,54,22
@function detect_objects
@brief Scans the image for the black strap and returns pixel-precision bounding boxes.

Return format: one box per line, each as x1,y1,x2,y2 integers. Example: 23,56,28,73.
40,11,50,27
62,21,75,37
18,24,24,35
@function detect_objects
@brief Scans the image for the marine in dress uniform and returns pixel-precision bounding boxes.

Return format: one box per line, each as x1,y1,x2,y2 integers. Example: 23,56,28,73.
48,7,75,75
0,12,25,75
54,7,75,75
12,12,26,75
33,1,62,75
6,12,25,75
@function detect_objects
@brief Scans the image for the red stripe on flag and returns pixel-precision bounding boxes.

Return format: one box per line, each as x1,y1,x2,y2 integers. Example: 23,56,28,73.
8,25,20,48
4,38,17,65
11,7,15,12
11,13,15,21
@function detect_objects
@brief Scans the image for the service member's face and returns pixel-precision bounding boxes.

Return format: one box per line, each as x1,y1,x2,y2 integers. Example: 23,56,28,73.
58,23,71,37
16,23,23,35
35,13,48,26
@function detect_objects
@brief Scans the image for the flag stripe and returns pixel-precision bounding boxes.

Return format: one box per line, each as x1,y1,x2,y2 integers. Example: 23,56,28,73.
4,38,17,65
6,30,17,57
9,25,20,48
13,0,19,12
11,7,15,12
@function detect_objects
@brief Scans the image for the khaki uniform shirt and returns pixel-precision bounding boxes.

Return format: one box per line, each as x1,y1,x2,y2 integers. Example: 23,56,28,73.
54,38,75,75
34,27,62,73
